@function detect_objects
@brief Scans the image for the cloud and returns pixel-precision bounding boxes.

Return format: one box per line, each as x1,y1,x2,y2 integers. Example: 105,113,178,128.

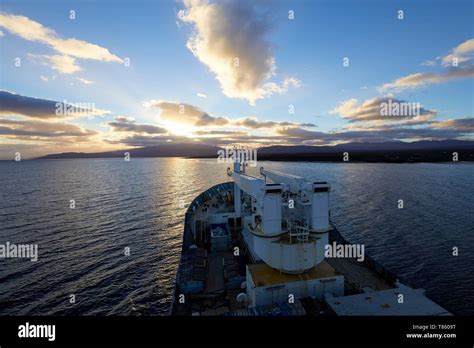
378,65,474,91
0,12,123,73
0,118,97,140
178,0,299,104
40,75,48,82
331,96,436,123
275,124,471,144
0,90,109,158
0,90,109,119
29,54,81,74
442,38,474,67
106,134,190,147
275,127,328,141
144,100,316,129
233,117,315,129
421,60,437,67
431,117,474,131
109,132,287,147
108,116,168,134
262,77,302,95
277,96,472,144
109,115,473,147
194,129,247,136
76,77,95,85
379,39,474,92
197,92,207,98
144,100,229,126
108,108,472,147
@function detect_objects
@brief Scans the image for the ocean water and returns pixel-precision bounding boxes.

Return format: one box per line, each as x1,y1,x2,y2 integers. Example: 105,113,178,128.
0,158,473,315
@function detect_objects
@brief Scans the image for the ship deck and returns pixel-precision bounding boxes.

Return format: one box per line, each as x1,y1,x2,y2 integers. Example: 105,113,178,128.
327,257,392,293
248,261,337,287
173,181,449,316
203,252,227,295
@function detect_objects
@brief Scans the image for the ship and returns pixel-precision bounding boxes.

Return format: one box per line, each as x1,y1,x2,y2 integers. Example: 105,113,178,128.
171,156,451,316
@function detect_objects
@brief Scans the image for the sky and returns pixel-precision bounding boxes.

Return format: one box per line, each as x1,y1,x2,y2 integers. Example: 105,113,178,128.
0,0,473,159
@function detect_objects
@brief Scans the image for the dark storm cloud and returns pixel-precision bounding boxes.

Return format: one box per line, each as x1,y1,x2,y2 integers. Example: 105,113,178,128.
0,119,97,140
0,90,107,119
108,117,168,134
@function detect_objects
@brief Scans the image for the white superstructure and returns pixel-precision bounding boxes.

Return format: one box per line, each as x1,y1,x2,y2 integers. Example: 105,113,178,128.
226,159,344,307
228,162,332,274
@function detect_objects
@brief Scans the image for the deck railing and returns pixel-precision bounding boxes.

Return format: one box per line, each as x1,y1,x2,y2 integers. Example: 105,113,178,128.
289,218,309,243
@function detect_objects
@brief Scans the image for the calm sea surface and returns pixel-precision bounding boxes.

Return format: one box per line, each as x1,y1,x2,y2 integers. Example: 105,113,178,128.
0,158,473,315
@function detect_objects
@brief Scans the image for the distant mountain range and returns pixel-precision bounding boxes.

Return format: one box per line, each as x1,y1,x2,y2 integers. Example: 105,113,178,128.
257,140,474,154
38,143,221,159
37,140,474,162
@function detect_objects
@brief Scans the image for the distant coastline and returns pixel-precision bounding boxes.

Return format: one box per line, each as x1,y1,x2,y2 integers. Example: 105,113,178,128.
26,139,474,163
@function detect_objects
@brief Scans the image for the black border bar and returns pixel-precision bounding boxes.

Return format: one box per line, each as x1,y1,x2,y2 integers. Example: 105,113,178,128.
0,316,473,346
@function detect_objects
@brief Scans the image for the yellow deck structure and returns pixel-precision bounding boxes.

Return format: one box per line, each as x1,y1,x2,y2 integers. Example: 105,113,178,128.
248,260,337,287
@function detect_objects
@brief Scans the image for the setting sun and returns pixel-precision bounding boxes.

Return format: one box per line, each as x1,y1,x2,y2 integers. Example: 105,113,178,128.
162,121,195,136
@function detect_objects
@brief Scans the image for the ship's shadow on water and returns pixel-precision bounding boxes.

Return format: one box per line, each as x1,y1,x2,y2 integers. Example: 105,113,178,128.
0,159,473,315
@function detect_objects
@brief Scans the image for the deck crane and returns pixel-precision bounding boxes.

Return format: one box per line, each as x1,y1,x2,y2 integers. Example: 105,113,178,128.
227,162,329,273
260,167,331,232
